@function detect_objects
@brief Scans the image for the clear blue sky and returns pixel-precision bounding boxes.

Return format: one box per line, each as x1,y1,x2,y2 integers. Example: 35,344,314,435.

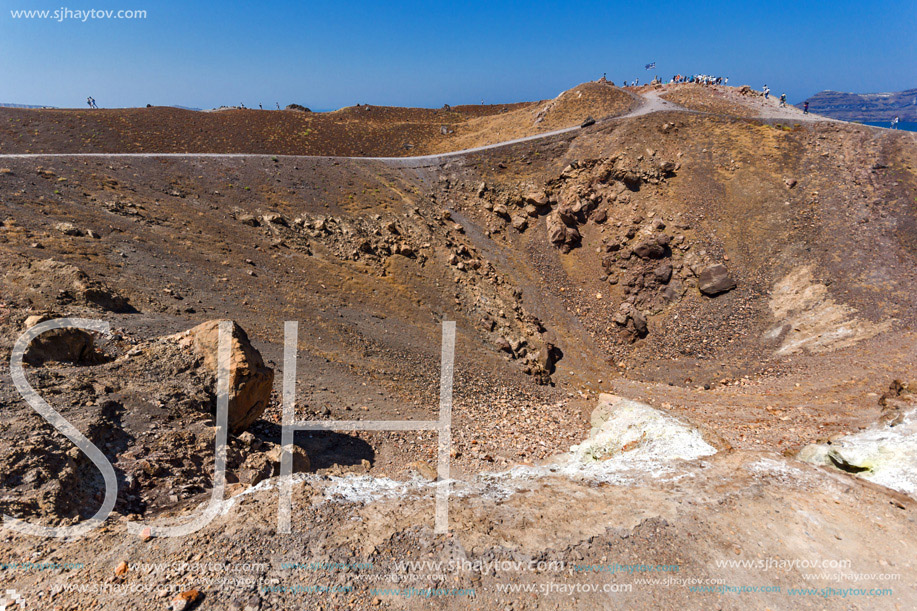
1,0,915,109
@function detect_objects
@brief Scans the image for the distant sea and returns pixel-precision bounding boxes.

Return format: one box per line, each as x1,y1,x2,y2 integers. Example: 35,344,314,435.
861,121,917,132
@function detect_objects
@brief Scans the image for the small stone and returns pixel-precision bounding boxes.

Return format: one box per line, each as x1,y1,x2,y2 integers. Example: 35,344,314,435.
698,264,737,296
524,190,549,207
55,222,83,236
261,212,287,225
510,215,528,232
170,589,200,611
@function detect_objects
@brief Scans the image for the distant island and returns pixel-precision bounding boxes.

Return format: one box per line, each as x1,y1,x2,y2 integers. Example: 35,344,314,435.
799,88,917,121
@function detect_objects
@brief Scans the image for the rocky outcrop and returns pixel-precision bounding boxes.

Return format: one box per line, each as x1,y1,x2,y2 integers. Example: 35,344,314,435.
21,314,101,365
3,259,132,312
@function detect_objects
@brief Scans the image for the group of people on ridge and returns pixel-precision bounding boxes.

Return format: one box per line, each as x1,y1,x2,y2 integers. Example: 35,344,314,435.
672,74,728,85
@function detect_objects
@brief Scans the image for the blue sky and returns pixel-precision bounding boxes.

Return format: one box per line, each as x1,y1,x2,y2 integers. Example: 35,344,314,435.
1,0,915,108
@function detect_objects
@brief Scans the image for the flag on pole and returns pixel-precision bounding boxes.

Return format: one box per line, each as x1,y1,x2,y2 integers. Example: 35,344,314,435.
645,62,656,70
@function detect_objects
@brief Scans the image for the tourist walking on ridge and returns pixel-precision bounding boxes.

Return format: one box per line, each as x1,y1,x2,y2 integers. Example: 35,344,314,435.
892,116,899,129
779,93,787,107
763,85,770,99
86,96,97,108
803,101,809,114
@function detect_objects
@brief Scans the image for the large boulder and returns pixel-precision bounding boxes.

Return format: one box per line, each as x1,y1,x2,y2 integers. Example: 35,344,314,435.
697,264,737,296
171,320,274,433
534,342,563,375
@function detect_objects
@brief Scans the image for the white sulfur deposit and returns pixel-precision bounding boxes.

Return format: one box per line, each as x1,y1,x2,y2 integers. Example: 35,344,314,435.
563,394,717,468
799,409,917,495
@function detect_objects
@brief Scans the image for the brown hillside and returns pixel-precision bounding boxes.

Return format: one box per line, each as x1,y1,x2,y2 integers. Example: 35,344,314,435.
2,84,917,609
0,82,633,156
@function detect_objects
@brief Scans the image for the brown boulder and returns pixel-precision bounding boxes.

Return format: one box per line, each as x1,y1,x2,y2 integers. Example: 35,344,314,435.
534,342,563,375
633,240,665,259
556,206,577,226
267,444,311,474
653,263,673,283
697,265,737,296
172,320,274,433
630,310,648,336
524,190,550,207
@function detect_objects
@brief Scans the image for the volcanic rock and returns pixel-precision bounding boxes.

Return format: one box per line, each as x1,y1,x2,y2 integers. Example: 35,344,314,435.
21,314,101,366
170,320,274,433
55,222,83,236
697,264,737,296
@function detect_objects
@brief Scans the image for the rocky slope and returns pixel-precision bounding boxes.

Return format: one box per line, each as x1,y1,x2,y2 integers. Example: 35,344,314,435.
0,84,916,609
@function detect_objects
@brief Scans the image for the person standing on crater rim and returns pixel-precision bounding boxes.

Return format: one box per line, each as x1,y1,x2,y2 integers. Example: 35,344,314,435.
763,84,770,99
804,101,809,114
779,93,787,107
